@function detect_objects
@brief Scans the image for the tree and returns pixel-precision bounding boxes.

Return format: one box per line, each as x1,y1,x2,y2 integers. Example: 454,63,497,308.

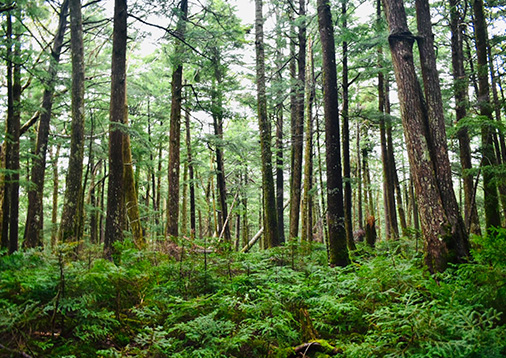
24,0,69,248
317,0,350,267
166,0,188,239
104,0,127,257
255,0,279,249
449,0,481,235
289,0,306,240
383,0,469,272
472,0,502,229
59,0,86,243
1,9,21,254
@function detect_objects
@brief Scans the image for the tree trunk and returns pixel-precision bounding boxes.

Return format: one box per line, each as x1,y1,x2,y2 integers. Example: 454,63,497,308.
123,114,144,247
104,0,127,257
50,145,60,248
166,0,188,238
211,59,231,243
449,0,481,235
342,2,356,250
472,0,501,228
301,38,315,243
383,0,469,272
275,9,285,244
317,0,350,267
185,107,196,238
255,0,279,249
24,0,69,248
59,0,85,244
289,0,306,240
2,12,21,254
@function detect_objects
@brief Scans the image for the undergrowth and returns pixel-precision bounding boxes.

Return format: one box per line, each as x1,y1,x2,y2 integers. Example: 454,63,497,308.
1,231,506,357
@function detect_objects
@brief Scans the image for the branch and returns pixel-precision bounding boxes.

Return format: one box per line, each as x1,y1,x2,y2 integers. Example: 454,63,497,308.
128,13,212,61
20,111,40,136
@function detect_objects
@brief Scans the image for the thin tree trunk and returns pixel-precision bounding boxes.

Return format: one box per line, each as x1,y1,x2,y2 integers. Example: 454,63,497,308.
59,0,85,243
302,38,315,243
449,0,481,235
24,0,69,248
289,0,306,240
356,121,363,230
255,0,279,248
472,0,501,228
166,0,188,238
50,145,61,248
104,0,127,257
317,0,350,267
185,108,196,238
342,2,355,250
275,9,285,243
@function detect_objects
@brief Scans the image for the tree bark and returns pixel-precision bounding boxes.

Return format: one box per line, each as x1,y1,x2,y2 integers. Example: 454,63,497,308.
59,0,86,244
275,9,285,244
383,0,469,272
24,0,69,248
449,0,481,235
255,0,279,249
104,0,127,257
301,38,314,243
472,0,501,228
317,0,350,266
342,2,356,250
289,0,306,240
166,0,188,238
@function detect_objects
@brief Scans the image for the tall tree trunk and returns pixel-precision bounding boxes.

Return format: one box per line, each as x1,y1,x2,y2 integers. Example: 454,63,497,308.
255,0,279,249
24,0,69,248
2,12,21,254
356,121,363,230
104,0,127,257
317,0,350,267
342,2,356,250
289,0,306,240
383,0,469,272
473,0,501,228
302,38,315,243
275,9,285,244
449,0,481,235
378,0,398,240
59,0,85,243
166,0,188,238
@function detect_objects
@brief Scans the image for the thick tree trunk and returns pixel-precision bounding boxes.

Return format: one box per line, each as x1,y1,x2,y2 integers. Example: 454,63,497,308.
449,0,481,235
24,0,69,248
473,0,501,228
317,0,350,267
166,0,188,238
104,0,127,257
383,0,469,272
289,0,306,240
255,0,279,249
59,0,85,244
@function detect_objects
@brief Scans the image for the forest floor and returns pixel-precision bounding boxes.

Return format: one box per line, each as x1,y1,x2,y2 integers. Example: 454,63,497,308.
1,232,506,357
